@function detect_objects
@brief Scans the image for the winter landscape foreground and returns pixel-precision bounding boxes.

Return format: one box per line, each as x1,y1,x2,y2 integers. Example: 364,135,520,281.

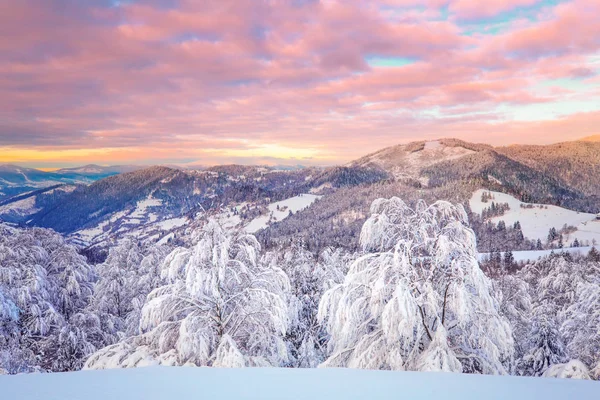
3,139,600,398
1,367,598,400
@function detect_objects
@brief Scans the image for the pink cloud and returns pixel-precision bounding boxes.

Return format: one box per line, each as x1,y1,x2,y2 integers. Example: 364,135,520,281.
0,0,598,166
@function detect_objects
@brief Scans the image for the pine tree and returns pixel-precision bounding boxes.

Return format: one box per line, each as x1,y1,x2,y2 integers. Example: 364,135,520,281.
504,251,515,270
519,313,567,376
588,247,600,262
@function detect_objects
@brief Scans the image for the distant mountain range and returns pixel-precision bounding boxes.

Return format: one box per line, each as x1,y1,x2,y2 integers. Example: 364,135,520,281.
0,164,143,201
2,137,600,254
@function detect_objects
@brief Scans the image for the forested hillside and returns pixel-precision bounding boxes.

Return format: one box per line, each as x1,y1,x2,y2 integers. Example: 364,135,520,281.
498,141,600,197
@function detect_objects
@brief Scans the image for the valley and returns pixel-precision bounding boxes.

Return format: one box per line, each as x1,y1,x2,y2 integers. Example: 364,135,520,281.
3,137,600,262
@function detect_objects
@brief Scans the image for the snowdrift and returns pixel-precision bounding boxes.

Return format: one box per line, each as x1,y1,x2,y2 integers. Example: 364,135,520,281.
1,367,598,400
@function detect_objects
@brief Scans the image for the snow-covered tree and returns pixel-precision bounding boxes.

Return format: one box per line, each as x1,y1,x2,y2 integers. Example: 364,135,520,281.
561,279,600,369
0,224,97,373
494,274,532,362
542,360,592,380
518,311,567,377
591,362,600,381
88,239,168,346
266,244,349,368
85,221,290,369
319,198,514,374
519,253,600,372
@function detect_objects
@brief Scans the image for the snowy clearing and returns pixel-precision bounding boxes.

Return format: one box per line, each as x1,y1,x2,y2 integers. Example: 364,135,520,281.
470,189,600,245
1,367,597,400
130,196,163,219
154,217,187,230
0,196,39,216
245,194,321,233
478,246,594,263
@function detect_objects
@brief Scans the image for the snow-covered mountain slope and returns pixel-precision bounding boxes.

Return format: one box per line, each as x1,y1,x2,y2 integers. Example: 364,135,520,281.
69,191,189,247
498,141,600,198
0,164,132,203
55,164,141,176
28,166,323,236
71,192,322,248
0,184,77,223
1,367,597,400
350,138,600,214
351,139,479,184
470,189,600,245
478,247,595,263
0,196,39,220
245,194,321,233
0,165,65,201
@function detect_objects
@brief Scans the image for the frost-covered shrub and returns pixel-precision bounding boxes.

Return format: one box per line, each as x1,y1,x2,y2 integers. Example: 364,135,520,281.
542,360,591,380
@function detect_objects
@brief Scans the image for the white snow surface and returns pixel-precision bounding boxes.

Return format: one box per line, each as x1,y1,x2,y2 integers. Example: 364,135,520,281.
245,194,321,233
130,197,163,219
470,189,600,245
154,217,187,230
424,140,442,150
478,247,594,263
0,196,40,216
1,367,597,400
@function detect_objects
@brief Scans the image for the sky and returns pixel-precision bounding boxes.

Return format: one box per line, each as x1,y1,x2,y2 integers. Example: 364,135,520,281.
2,0,600,169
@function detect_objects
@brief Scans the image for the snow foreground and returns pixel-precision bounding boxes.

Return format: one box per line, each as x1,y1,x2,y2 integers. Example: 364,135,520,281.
2,367,598,400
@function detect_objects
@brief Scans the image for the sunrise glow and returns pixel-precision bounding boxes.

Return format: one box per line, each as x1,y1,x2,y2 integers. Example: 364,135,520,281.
2,0,600,168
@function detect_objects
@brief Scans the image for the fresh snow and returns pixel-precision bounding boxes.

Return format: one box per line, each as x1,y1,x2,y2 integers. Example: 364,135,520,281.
0,196,40,216
156,232,174,245
75,221,110,242
1,367,597,400
154,217,187,230
245,194,321,233
424,140,442,150
478,247,594,263
130,196,163,219
470,189,600,245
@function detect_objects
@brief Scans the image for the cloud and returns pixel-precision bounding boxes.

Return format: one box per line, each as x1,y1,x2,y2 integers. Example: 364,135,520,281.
0,0,598,166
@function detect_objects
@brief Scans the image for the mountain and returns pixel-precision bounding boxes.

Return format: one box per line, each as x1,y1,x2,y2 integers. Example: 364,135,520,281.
259,137,600,253
350,139,491,185
497,141,600,198
580,135,600,142
55,164,142,177
350,138,600,212
9,161,393,253
0,164,139,203
0,184,77,224
23,165,317,245
12,137,600,255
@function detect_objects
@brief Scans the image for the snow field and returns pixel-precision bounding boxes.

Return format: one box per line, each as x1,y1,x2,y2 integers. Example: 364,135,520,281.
1,367,598,400
478,246,595,263
245,194,321,233
470,189,600,245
